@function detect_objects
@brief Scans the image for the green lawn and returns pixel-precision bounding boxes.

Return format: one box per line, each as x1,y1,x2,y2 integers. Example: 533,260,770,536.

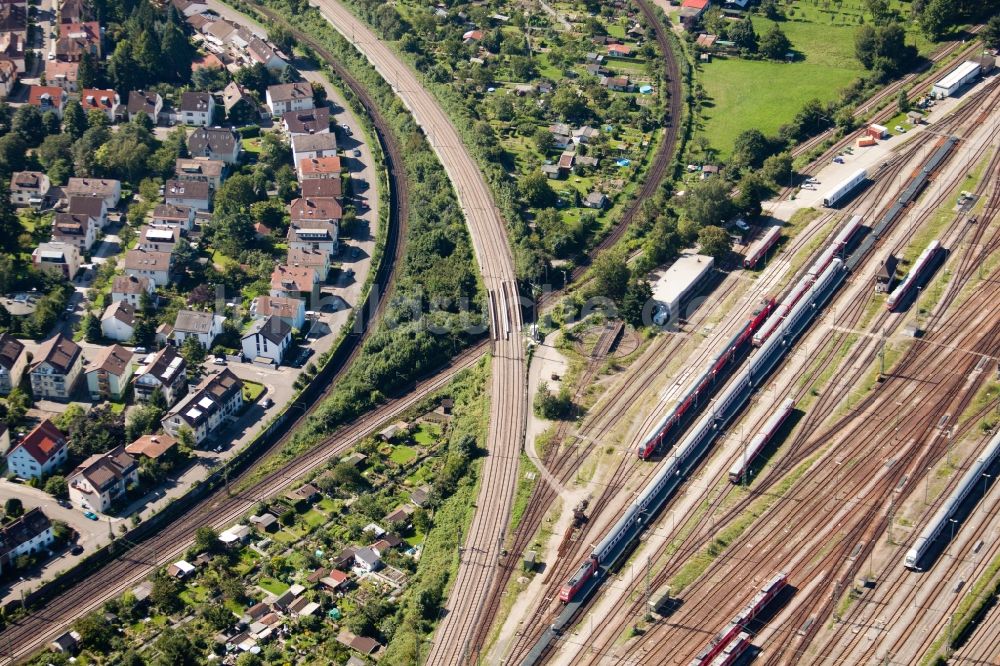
258,577,288,595
699,17,865,158
302,508,327,528
389,445,418,465
242,380,265,402
317,497,337,512
412,424,440,445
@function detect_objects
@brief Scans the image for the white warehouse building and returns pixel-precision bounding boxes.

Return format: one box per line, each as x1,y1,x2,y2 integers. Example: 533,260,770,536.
650,252,715,327
931,61,979,99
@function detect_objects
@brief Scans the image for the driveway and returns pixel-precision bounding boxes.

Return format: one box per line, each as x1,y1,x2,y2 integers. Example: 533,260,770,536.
0,479,122,607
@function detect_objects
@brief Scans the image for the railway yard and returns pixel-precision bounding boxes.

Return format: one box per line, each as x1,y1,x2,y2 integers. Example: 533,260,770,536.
488,71,1000,665
2,0,999,663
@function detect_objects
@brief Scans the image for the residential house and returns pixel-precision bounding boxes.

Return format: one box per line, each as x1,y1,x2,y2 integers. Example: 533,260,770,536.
125,433,178,461
265,82,313,116
111,274,154,308
51,212,95,250
50,631,81,655
249,295,305,331
680,0,710,17
371,534,402,558
600,75,632,92
79,88,120,121
240,316,291,365
203,19,236,47
269,265,318,306
228,26,252,50
164,179,211,211
127,90,162,122
291,133,338,169
5,419,67,479
584,191,608,209
286,220,338,256
320,570,349,593
0,332,25,395
383,504,414,526
249,512,277,532
171,0,208,16
573,126,599,144
56,21,100,61
29,334,82,401
0,508,54,567
187,126,241,164
300,177,342,199
247,37,286,70
9,171,50,207
607,43,633,58
68,446,138,512
138,225,180,254
221,81,258,125
31,241,80,278
173,309,225,349
85,345,133,401
218,523,251,548
99,300,136,342
282,106,329,136
161,369,243,444
151,203,195,232
174,157,225,190
0,34,26,77
65,177,121,208
59,0,89,24
557,152,574,174
462,29,483,43
287,246,330,282
68,195,108,229
27,85,67,117
290,196,341,228
123,248,173,287
133,345,187,407
352,547,381,574
45,59,78,92
297,156,341,181
179,91,215,126
541,164,561,180
167,560,195,579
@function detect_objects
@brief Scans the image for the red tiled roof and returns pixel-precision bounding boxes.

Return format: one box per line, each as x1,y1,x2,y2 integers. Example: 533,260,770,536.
14,419,66,465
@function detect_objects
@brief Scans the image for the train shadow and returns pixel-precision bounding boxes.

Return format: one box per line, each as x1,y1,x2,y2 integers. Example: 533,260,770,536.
746,583,796,630
730,409,805,487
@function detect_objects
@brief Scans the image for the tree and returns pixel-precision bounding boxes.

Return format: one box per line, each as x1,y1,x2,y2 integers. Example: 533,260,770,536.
519,171,557,209
865,0,896,25
77,52,101,89
37,133,73,170
533,127,554,153
194,526,219,553
589,249,630,302
151,572,184,614
160,20,193,83
985,16,1000,50
761,152,794,188
854,23,916,79
550,86,587,122
698,225,731,260
729,128,771,171
0,180,25,250
3,498,23,518
683,178,735,229
0,134,27,177
62,101,87,140
73,611,114,651
41,110,61,136
759,25,791,60
200,603,234,630
96,122,154,181
153,628,198,666
214,174,261,217
728,19,758,53
61,405,126,457
83,312,102,343
108,40,140,95
620,279,652,328
533,381,573,419
917,0,949,41
11,105,45,146
211,210,256,258
897,90,910,114
44,475,68,499
270,24,295,54
179,334,207,366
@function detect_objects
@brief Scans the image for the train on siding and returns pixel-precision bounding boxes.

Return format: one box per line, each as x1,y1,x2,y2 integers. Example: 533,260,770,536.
635,297,777,460
728,398,796,484
905,428,1000,569
689,572,787,665
886,240,943,311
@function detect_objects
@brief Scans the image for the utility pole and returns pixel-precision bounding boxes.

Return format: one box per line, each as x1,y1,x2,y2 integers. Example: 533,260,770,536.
879,334,887,378
888,497,895,544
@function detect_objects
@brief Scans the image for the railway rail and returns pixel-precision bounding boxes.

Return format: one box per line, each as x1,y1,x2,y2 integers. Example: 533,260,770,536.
518,81,1000,665
0,11,423,655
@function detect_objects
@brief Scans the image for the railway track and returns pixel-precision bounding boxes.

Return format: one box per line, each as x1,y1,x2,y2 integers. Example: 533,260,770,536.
293,2,530,664
530,85,1000,665
0,10,425,656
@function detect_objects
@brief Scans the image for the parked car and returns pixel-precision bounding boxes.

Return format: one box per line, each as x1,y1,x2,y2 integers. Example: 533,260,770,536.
260,398,273,409
70,545,84,555
83,511,98,521
352,148,362,157
212,356,227,365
